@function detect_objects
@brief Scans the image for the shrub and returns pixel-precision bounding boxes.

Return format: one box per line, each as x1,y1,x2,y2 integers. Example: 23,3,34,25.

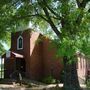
27,83,32,88
41,75,56,84
86,79,90,87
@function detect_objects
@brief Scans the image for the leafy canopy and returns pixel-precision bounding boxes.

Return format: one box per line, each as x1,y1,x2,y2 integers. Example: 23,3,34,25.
0,0,90,56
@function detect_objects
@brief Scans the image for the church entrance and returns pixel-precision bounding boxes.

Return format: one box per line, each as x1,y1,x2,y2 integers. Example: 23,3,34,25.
16,58,26,77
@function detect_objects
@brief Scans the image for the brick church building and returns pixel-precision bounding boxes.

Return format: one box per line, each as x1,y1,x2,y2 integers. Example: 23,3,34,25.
2,29,63,80
2,28,90,83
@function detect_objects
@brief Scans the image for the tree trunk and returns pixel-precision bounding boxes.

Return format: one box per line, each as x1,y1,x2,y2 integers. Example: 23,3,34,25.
63,56,81,90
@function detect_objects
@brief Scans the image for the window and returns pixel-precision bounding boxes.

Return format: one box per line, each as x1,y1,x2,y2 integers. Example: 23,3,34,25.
17,36,23,50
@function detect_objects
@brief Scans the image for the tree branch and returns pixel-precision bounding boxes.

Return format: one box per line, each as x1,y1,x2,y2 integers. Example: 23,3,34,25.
38,1,61,38
75,0,89,25
76,0,89,8
13,14,49,22
42,0,61,20
38,14,49,22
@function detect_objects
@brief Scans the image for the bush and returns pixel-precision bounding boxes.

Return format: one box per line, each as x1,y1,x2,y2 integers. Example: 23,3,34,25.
86,79,90,87
41,75,56,84
27,83,32,87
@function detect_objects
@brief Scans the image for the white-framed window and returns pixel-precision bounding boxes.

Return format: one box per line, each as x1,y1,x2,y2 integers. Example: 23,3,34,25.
17,36,23,50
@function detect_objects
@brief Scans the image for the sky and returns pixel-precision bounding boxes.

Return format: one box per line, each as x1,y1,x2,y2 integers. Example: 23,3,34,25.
2,42,9,51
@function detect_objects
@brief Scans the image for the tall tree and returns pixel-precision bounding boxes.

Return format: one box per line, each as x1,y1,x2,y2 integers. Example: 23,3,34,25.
0,1,11,55
0,0,90,89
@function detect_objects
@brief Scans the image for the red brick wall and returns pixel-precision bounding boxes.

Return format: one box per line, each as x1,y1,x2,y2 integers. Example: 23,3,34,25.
30,32,44,80
11,30,44,80
11,30,31,78
42,38,63,79
9,29,63,80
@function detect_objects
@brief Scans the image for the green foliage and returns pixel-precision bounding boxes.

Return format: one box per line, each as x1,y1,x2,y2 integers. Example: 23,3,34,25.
51,38,77,58
0,1,90,89
0,0,90,57
0,31,10,55
27,83,32,88
35,38,43,45
0,43,5,55
86,79,90,88
41,75,56,84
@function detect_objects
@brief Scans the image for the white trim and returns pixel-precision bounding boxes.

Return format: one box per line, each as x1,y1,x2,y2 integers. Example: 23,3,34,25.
17,36,23,50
